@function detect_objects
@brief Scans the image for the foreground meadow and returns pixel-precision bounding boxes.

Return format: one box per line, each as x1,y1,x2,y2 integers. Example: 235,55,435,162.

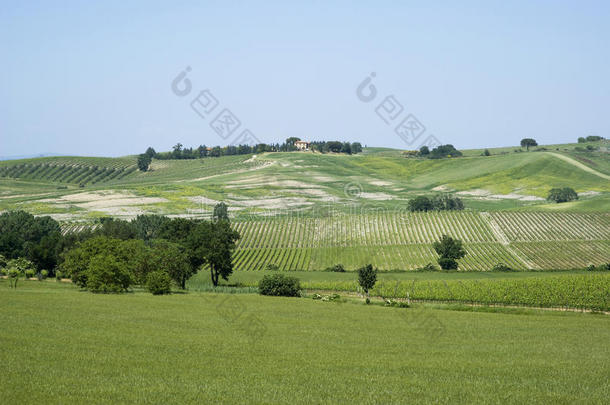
1,280,608,404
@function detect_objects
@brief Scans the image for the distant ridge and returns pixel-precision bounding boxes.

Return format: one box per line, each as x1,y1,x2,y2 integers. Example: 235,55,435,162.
0,153,63,161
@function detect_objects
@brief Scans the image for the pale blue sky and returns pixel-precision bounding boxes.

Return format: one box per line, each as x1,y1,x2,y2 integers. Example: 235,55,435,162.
1,1,608,156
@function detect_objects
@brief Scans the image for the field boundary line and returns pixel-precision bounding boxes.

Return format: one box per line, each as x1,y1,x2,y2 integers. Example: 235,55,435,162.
479,212,538,269
547,152,610,180
307,289,610,314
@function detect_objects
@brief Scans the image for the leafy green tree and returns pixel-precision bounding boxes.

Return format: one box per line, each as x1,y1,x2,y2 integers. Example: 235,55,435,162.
408,196,433,212
209,146,222,157
326,141,343,153
547,187,578,203
433,235,466,270
585,135,603,142
351,142,363,154
7,268,20,288
172,143,183,159
577,137,586,143
137,154,152,171
132,215,170,241
358,264,377,297
341,142,352,154
97,218,137,240
145,147,157,158
8,257,36,275
187,220,240,286
213,202,229,222
431,194,464,211
429,144,462,159
85,253,132,293
419,146,430,156
520,138,538,151
149,240,192,289
60,236,145,288
0,211,62,270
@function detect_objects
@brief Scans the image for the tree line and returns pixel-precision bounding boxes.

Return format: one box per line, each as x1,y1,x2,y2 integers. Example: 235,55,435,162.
0,204,239,293
137,138,363,171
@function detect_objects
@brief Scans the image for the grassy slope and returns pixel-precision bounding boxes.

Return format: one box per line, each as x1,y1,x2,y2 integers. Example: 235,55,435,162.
0,143,608,218
1,280,609,404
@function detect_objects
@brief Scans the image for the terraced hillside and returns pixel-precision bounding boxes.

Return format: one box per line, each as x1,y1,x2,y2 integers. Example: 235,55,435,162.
0,156,138,186
0,142,608,220
230,212,610,271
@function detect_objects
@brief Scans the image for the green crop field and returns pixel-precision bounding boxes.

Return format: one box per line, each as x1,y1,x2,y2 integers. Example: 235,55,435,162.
1,280,609,404
1,144,608,271
228,212,609,271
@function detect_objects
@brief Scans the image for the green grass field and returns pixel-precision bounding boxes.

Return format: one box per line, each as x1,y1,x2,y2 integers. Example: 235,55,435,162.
1,280,609,404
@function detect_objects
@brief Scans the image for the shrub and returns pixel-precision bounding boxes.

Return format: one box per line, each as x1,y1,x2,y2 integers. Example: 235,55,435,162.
547,187,578,203
265,263,279,271
25,269,35,279
492,263,513,272
415,263,438,271
384,299,410,308
437,257,458,270
483,149,491,156
358,264,377,295
258,274,301,297
146,271,172,295
325,264,345,272
55,270,63,281
321,293,341,302
85,254,132,293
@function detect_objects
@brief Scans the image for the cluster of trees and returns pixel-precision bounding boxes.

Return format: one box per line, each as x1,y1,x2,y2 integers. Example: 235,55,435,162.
547,187,578,203
137,139,363,170
520,138,538,151
0,205,240,293
0,211,66,272
403,144,463,159
308,141,362,154
578,136,604,143
408,195,464,212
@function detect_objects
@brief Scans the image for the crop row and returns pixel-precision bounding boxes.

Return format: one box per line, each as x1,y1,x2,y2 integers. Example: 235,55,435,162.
232,243,527,271
511,241,610,269
303,274,610,311
233,211,497,249
0,163,137,185
491,212,610,241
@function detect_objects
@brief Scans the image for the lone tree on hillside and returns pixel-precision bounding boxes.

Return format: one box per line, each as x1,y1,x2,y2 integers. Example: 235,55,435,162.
187,219,240,286
213,202,229,222
547,187,578,203
433,235,466,270
358,264,377,298
137,153,151,171
520,138,538,151
144,147,157,158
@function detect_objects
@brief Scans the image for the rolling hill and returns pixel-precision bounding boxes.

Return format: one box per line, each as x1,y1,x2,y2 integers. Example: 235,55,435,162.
0,141,608,270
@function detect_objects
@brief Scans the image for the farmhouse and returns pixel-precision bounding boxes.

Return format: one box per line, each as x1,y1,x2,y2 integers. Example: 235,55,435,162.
294,140,310,151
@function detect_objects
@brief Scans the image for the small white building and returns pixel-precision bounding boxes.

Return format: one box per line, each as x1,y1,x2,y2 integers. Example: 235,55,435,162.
294,140,310,151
